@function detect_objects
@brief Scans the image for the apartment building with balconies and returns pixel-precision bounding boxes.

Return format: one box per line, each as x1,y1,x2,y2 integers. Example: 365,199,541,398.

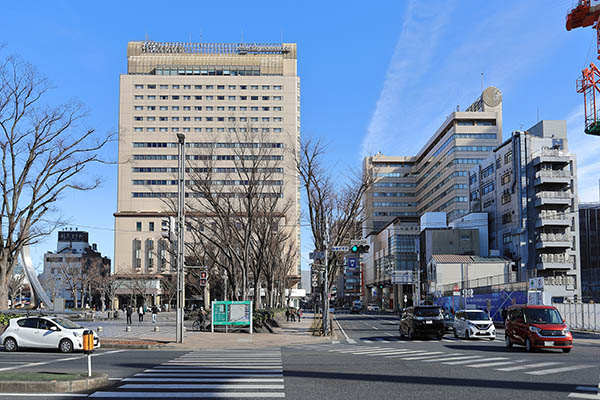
468,120,581,302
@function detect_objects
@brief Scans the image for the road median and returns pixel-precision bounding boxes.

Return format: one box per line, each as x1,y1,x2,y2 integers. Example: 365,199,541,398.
0,372,108,393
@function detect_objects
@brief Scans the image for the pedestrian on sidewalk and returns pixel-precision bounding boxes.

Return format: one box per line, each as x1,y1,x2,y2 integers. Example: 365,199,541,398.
138,305,144,322
151,304,159,324
285,308,290,322
126,305,132,325
298,308,302,322
290,308,296,322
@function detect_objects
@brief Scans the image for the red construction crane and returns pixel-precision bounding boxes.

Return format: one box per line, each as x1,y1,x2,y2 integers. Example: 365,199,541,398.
567,0,600,135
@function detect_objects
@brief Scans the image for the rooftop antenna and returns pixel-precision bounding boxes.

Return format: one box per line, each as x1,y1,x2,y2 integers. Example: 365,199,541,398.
145,32,148,41
280,30,283,44
537,108,540,122
199,29,203,42
241,30,244,44
481,72,484,92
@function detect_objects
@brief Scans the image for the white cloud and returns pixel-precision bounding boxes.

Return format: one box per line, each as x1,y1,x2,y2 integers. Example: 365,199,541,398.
361,2,562,159
361,0,452,158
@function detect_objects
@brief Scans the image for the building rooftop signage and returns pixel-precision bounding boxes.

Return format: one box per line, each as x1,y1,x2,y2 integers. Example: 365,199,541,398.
140,41,290,55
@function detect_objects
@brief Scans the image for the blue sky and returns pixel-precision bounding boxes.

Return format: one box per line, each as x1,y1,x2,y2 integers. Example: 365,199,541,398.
2,0,599,272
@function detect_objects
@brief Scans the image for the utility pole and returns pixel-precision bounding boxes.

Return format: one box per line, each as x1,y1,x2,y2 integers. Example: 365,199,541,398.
176,133,186,344
323,215,329,336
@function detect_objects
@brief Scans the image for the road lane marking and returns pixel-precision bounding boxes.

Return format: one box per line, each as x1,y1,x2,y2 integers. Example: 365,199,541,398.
120,384,285,389
0,394,87,397
495,362,561,372
384,350,431,358
443,357,508,365
148,369,283,373
125,378,285,382
362,340,372,343
466,360,527,368
90,392,286,398
334,315,356,344
422,355,482,363
527,365,595,375
391,352,445,360
568,393,600,399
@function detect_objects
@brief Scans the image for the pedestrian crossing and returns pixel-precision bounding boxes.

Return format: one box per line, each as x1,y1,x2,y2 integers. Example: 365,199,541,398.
89,349,286,398
287,342,594,378
568,386,600,399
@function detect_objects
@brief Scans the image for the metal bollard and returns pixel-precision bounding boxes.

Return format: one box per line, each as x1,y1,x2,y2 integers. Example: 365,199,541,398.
82,330,94,377
125,326,131,332
97,326,103,332
153,326,160,332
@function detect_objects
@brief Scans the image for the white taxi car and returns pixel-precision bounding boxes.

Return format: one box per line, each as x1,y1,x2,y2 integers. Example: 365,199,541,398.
453,309,496,340
1,316,100,353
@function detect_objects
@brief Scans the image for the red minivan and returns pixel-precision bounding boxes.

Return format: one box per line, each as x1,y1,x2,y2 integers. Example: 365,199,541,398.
505,305,573,353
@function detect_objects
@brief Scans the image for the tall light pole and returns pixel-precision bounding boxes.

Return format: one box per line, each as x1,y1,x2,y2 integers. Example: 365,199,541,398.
176,133,186,343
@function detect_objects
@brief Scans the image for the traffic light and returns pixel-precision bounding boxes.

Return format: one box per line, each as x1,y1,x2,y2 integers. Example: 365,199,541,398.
350,244,370,254
199,269,208,286
161,216,175,241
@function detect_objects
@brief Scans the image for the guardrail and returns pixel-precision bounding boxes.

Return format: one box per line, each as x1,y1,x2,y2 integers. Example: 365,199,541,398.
554,302,600,331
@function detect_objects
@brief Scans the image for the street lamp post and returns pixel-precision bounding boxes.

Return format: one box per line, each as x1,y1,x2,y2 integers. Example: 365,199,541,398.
176,133,185,344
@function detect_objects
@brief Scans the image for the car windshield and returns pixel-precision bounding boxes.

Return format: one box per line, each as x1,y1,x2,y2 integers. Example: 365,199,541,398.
414,307,441,317
465,311,489,320
53,318,83,329
525,308,563,324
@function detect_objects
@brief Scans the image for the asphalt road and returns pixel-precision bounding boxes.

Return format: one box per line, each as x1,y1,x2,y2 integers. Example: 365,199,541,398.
0,312,598,399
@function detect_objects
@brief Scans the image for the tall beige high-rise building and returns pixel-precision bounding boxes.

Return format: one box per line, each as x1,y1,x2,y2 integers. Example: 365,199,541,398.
114,42,301,296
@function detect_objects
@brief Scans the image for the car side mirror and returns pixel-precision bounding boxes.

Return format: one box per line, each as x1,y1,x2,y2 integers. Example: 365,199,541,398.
563,319,566,324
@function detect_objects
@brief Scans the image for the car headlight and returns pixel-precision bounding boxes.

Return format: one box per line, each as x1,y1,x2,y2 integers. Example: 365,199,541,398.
562,327,570,335
529,326,541,334
72,331,81,337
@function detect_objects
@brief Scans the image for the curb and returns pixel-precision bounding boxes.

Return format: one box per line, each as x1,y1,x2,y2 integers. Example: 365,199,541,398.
0,374,108,393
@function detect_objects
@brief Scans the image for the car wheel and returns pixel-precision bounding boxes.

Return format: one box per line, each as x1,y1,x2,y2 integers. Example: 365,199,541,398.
59,339,73,353
562,348,571,353
465,330,470,340
505,335,513,348
453,328,458,338
3,337,18,352
525,338,534,352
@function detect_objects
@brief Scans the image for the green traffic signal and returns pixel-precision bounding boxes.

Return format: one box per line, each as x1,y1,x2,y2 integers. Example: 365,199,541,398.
351,245,359,253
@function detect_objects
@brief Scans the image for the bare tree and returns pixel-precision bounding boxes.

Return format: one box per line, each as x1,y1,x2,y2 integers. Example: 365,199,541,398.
7,273,24,307
0,54,112,308
160,273,177,308
297,138,373,290
89,266,123,311
57,265,84,308
39,272,60,302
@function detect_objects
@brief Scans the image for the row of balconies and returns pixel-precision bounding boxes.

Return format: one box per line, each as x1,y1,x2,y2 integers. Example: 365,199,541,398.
534,191,572,207
535,232,572,249
534,170,571,186
536,210,571,228
533,148,571,166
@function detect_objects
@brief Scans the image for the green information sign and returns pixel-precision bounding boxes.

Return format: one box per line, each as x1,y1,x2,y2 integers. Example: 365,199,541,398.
211,300,253,333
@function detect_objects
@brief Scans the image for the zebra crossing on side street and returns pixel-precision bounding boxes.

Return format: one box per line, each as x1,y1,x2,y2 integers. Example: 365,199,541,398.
89,349,286,398
287,342,595,378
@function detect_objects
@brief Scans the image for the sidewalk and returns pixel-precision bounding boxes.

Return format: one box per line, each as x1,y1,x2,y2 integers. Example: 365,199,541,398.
82,311,333,350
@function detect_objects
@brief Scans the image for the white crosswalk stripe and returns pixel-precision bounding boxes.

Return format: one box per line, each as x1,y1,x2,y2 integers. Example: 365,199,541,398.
89,349,286,398
526,365,595,376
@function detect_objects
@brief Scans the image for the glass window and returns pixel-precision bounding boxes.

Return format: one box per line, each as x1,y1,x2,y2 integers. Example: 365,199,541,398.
135,84,144,89
38,318,58,331
172,85,179,89
251,85,258,90
136,222,142,231
18,318,38,328
525,308,562,324
262,85,270,90
134,106,143,110
149,222,154,232
205,85,214,89
172,95,179,100
206,96,213,100
147,95,156,100
183,106,190,111
183,85,191,89
228,85,236,90
147,106,155,110
147,84,156,89
240,85,247,90
53,318,83,329
134,95,143,100
159,85,168,89
194,85,202,89
160,106,168,111
274,85,282,90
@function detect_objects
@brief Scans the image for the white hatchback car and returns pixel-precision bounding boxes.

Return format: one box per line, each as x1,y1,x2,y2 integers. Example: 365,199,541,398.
0,316,100,353
453,309,496,340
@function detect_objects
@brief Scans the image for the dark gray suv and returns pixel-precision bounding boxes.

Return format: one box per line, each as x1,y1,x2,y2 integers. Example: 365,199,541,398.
399,305,444,340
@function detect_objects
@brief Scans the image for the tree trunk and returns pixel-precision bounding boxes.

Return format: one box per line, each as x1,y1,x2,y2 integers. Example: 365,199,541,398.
253,279,261,311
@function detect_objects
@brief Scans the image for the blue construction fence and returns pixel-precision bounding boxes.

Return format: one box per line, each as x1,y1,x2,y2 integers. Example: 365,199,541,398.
434,290,527,324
